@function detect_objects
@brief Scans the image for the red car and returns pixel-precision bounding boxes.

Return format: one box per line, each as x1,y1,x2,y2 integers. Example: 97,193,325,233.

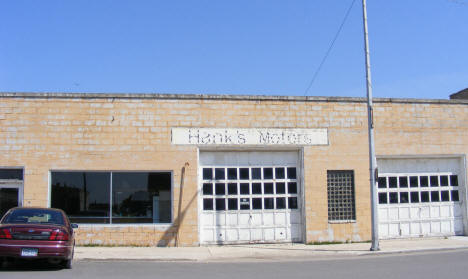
0,207,77,269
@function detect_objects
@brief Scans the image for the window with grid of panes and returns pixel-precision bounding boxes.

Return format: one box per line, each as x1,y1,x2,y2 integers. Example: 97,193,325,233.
377,174,460,205
201,166,299,211
327,170,356,222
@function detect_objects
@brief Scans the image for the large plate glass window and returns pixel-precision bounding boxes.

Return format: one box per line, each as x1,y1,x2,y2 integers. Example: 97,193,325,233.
51,171,172,224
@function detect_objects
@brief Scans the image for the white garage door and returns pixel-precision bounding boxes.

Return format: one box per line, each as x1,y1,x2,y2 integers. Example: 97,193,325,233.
199,151,303,244
377,158,465,239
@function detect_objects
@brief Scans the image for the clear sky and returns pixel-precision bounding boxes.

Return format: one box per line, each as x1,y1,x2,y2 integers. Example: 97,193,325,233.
1,0,467,99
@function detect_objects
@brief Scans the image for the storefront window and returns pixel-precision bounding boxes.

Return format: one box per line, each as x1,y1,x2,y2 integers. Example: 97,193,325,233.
112,172,171,224
51,171,172,224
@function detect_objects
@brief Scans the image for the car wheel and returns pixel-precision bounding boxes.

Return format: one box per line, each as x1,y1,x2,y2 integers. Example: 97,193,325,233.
62,259,72,269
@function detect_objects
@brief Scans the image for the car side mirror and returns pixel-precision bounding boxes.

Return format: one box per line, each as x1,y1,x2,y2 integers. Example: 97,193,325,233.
71,223,79,229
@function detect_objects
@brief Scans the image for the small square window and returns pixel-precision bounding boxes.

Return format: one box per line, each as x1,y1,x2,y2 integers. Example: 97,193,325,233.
409,176,418,187
263,168,273,179
203,199,213,210
239,168,250,180
275,168,285,179
378,193,387,204
252,198,262,209
400,192,409,203
410,192,419,203
421,191,430,202
378,177,387,188
264,183,274,194
276,182,285,194
420,176,429,187
252,183,262,194
451,190,459,201
441,191,450,201
388,177,397,188
215,199,225,211
287,168,297,179
228,198,238,210
252,168,262,179
431,191,440,202
227,183,237,195
288,182,297,194
215,183,225,195
215,168,225,180
240,198,250,210
227,168,237,180
203,183,213,195
389,192,398,204
430,176,439,187
264,198,274,209
399,177,408,188
450,175,458,186
203,168,213,180
240,183,250,195
288,197,298,209
276,198,286,209
440,175,449,186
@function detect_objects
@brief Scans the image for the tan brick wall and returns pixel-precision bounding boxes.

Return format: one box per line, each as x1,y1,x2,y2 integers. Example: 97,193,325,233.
1,95,467,245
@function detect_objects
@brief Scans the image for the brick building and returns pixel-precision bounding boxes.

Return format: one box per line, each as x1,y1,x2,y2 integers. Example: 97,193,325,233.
0,92,467,246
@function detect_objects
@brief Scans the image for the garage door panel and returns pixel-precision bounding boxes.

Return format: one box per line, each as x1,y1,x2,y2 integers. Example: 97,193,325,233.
226,229,238,241
430,207,440,218
410,208,420,219
239,229,250,240
290,212,301,224
275,228,286,240
202,229,214,242
291,224,302,239
440,206,451,218
200,151,303,244
421,222,431,235
388,208,399,221
379,224,389,238
431,222,441,233
410,223,420,235
251,229,262,241
454,204,462,217
389,223,399,236
202,214,214,226
275,212,287,226
264,213,274,226
227,214,238,226
420,207,430,219
377,162,464,239
215,214,226,226
400,223,410,235
399,207,410,219
441,221,451,233
251,213,262,226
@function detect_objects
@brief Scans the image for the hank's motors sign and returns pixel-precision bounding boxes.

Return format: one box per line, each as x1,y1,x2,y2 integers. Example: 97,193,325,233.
171,128,328,146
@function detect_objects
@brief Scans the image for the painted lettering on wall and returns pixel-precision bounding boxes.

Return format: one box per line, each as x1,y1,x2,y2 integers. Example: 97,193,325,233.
171,128,328,146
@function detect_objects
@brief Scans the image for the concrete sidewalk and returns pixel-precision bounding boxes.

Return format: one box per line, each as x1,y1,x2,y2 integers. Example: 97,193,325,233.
74,236,468,262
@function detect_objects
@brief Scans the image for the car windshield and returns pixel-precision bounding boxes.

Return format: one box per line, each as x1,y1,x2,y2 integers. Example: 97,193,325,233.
2,209,65,225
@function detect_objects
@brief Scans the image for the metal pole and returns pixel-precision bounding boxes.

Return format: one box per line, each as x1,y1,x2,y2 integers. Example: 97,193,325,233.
362,0,379,251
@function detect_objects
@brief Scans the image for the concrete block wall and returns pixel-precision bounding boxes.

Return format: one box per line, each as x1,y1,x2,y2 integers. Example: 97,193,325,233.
0,93,467,245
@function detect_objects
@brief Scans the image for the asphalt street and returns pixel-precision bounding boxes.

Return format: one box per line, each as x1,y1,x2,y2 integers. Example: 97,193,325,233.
1,249,468,279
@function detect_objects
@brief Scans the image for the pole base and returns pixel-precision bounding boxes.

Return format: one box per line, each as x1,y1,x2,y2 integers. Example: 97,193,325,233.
370,246,380,251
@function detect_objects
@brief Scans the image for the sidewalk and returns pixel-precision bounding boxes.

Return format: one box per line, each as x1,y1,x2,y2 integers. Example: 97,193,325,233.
74,236,468,262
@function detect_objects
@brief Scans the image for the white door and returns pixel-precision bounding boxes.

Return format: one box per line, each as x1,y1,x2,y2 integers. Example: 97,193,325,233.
199,151,303,244
377,158,465,239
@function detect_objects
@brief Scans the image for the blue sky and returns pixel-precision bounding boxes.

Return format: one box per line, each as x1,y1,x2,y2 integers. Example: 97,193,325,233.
1,0,467,99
